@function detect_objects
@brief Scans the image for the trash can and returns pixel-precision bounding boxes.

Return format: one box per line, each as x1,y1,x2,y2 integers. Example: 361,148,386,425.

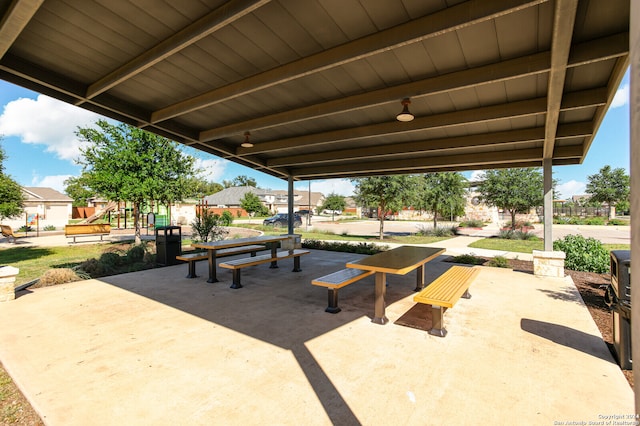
605,250,632,369
155,226,182,266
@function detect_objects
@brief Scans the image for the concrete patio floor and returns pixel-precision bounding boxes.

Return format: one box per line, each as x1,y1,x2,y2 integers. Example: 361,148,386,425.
0,249,634,425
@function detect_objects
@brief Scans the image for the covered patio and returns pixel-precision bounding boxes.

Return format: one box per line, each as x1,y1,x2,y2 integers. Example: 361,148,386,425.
0,250,633,424
0,0,638,421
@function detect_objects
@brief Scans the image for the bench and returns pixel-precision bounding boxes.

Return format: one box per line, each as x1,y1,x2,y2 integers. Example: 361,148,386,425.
1,225,24,243
176,245,267,278
311,269,375,313
219,249,310,289
413,265,480,337
64,223,111,243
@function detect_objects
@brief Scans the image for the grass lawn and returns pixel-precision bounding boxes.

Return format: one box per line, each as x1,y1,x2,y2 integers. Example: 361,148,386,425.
468,238,630,254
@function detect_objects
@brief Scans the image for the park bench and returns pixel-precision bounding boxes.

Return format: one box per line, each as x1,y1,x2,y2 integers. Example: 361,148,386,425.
413,265,480,337
219,249,310,289
176,244,267,278
64,223,112,243
311,268,375,313
1,225,25,243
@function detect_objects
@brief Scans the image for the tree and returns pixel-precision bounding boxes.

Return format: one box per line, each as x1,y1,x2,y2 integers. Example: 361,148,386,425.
321,193,346,221
240,192,268,216
64,173,95,207
478,168,543,230
415,172,467,227
77,120,197,244
585,165,630,218
223,175,257,188
185,178,223,198
352,175,417,240
0,143,25,221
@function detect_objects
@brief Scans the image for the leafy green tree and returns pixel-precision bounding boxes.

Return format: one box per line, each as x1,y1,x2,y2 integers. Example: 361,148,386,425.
415,172,467,227
77,120,197,244
585,165,630,218
352,175,418,240
64,173,95,207
185,178,223,198
0,143,25,221
321,193,346,221
240,192,268,216
478,168,543,230
223,175,257,188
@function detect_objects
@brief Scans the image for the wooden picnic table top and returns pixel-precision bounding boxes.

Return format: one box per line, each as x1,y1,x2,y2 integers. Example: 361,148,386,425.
192,235,290,251
346,246,445,275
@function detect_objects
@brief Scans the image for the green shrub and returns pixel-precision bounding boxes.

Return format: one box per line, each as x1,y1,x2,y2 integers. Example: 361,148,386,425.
487,256,509,268
498,230,539,240
457,220,484,228
584,217,605,226
607,218,627,226
99,252,123,267
43,225,56,231
416,225,455,237
450,254,484,265
220,210,234,226
553,235,609,273
301,239,386,255
17,225,33,232
126,244,146,263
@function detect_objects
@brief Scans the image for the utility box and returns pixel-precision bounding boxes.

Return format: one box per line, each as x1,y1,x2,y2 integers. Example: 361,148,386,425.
155,226,182,266
607,250,632,369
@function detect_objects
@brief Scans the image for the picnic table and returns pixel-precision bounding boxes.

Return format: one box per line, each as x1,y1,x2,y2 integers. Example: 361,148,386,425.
192,235,290,283
346,246,445,324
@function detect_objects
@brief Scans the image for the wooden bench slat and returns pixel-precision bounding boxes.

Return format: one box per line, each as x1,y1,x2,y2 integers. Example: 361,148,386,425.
176,253,208,262
176,244,267,279
219,249,309,269
312,269,375,289
413,266,480,308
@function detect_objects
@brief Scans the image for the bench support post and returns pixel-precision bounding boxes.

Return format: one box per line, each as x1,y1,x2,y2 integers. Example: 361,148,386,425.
186,261,198,279
292,256,301,272
326,289,341,314
230,270,243,289
415,264,425,291
462,289,471,299
429,305,448,337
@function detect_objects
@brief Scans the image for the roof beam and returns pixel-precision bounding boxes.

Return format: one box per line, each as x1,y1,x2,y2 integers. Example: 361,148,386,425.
200,33,627,143
543,0,578,159
290,146,584,178
0,0,43,59
267,121,593,167
151,0,546,123
237,88,604,156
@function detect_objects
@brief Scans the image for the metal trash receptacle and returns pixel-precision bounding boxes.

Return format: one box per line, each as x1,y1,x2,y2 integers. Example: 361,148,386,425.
605,250,632,369
155,226,182,266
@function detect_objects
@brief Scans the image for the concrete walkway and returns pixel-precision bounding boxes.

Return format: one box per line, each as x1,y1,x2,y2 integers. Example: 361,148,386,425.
0,236,635,424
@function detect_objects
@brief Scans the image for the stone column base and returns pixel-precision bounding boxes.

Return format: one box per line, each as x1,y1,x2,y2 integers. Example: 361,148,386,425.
0,266,20,302
280,234,302,250
532,250,565,278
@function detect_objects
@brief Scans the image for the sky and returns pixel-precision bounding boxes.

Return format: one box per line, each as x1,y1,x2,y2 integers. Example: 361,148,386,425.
0,71,630,199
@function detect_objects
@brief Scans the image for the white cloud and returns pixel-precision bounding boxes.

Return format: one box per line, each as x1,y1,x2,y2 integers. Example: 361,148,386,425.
611,83,629,108
0,95,102,161
296,178,355,196
468,170,486,182
194,157,228,182
31,174,73,193
556,180,586,199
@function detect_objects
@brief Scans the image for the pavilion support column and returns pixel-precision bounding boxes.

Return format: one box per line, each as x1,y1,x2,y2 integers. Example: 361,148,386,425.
630,0,640,413
288,176,294,235
532,158,565,277
543,157,553,251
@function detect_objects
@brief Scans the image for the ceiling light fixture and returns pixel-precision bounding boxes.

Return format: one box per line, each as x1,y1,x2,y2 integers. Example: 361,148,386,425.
241,131,253,148
396,98,414,122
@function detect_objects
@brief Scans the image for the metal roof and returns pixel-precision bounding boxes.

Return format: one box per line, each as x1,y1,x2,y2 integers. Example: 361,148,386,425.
0,0,629,182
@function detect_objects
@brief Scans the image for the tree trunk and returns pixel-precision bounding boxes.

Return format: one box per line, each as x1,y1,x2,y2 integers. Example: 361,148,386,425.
379,216,385,240
432,211,437,228
510,210,517,231
133,202,141,245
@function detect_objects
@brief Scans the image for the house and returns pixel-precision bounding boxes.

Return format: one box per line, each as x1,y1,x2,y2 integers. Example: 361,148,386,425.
2,187,73,230
202,187,325,214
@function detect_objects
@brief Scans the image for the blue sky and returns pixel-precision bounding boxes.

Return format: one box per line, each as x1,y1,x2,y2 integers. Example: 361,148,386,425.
0,71,630,199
